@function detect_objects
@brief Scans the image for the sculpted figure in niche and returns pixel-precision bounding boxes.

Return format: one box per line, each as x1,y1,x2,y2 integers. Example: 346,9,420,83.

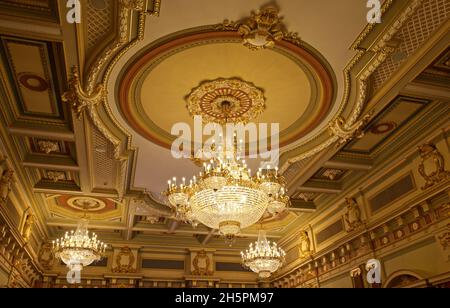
344,197,363,232
299,230,312,259
0,169,14,203
22,214,35,243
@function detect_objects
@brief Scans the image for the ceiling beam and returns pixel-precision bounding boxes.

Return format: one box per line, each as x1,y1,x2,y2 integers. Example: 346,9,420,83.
323,158,372,171
289,200,317,213
46,219,126,231
132,225,282,239
167,220,180,234
22,155,79,171
9,124,75,141
295,182,342,194
403,82,450,101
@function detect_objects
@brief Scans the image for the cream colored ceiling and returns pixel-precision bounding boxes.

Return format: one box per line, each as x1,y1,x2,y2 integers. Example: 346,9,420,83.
106,0,369,192
140,43,311,133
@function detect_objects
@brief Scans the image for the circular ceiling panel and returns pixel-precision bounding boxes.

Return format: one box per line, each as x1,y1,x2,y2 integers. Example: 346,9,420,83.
118,31,335,149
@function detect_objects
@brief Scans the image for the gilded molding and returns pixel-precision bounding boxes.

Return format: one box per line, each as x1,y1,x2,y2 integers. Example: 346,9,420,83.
280,0,424,174
62,67,106,120
329,112,373,146
86,0,148,94
62,67,123,159
350,0,395,51
149,0,161,17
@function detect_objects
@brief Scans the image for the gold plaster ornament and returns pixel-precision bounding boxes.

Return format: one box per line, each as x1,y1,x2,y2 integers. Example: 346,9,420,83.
22,213,35,243
62,67,107,120
192,250,213,276
186,78,266,124
38,243,55,271
238,6,285,51
37,140,60,154
329,112,373,146
298,230,312,259
343,197,363,232
0,169,14,203
112,247,136,273
417,143,450,190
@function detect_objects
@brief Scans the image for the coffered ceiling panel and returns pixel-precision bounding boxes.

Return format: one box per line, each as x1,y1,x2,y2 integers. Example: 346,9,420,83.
47,195,123,221
0,36,69,126
0,0,59,23
344,96,431,154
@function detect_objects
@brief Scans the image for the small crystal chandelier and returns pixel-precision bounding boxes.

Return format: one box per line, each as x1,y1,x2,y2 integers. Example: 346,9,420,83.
164,136,289,241
52,219,107,272
241,230,285,279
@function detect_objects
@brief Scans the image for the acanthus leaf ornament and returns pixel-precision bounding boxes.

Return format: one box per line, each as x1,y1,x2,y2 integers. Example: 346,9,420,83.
62,67,107,120
329,112,373,146
238,6,285,51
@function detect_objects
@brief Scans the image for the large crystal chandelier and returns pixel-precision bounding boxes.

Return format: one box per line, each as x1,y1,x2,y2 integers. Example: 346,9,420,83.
164,137,289,241
241,230,286,278
52,219,107,272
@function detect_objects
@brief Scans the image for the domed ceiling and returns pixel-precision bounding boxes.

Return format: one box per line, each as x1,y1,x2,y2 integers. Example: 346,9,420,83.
106,0,369,192
118,31,335,148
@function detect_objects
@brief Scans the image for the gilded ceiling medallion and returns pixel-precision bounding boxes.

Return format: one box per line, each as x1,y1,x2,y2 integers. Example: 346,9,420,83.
67,197,107,212
186,78,266,124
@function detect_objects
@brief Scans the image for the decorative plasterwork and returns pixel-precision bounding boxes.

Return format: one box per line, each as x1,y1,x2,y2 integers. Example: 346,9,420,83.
280,0,437,174
321,169,345,181
298,230,312,259
112,246,137,273
54,195,118,216
0,168,14,204
191,250,213,276
273,193,449,286
36,140,60,154
237,6,285,51
417,143,450,190
38,242,54,271
343,198,364,232
296,192,317,202
186,78,266,124
329,113,373,146
45,170,66,183
67,197,107,212
118,29,334,150
62,67,106,120
21,212,34,243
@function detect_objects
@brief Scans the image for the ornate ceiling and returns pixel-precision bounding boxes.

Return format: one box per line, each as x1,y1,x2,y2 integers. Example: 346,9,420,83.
0,0,448,254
